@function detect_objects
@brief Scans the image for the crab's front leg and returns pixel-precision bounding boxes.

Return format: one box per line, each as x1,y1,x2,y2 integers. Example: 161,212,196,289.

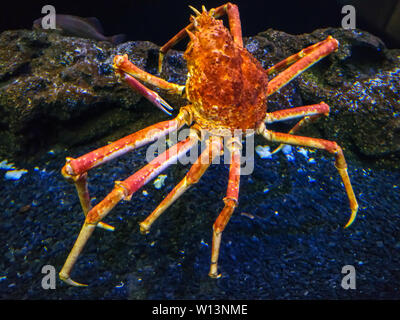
60,129,200,286
113,54,185,114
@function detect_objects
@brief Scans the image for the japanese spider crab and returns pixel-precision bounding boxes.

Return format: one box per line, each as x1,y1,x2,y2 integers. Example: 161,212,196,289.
59,3,358,286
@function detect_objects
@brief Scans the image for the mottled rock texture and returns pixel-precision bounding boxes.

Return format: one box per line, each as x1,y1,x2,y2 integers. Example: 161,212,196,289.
0,28,398,167
249,28,400,167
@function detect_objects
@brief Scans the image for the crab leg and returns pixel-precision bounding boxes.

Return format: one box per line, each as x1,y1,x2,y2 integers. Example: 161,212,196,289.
119,72,173,115
265,102,330,123
218,2,243,47
258,123,358,228
265,102,330,154
139,135,224,234
266,39,333,75
63,108,189,177
270,115,326,155
61,170,115,231
114,54,184,99
62,107,191,230
267,36,338,96
59,131,200,286
158,2,243,72
209,139,241,278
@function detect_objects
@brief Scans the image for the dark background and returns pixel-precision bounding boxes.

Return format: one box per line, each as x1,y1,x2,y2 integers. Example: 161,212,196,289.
0,0,398,48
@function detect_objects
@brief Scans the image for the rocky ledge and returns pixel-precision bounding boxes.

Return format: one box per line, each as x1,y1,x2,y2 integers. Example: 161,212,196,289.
0,28,399,167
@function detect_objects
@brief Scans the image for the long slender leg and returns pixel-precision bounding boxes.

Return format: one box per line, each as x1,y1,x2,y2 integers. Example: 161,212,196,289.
258,123,358,228
266,39,331,75
209,139,241,278
118,72,173,115
265,102,330,123
220,3,243,47
59,130,200,286
264,102,330,154
113,54,185,104
62,107,191,231
62,171,114,231
63,107,190,177
139,135,224,234
158,2,243,72
270,115,325,155
267,36,338,96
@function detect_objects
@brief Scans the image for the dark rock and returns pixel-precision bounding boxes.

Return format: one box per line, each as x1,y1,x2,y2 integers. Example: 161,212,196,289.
249,28,400,167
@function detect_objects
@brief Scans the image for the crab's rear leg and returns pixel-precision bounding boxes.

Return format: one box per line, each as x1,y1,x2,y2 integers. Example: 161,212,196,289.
158,2,243,73
139,135,224,234
258,123,358,228
267,36,339,96
264,102,330,154
209,139,241,278
59,130,200,286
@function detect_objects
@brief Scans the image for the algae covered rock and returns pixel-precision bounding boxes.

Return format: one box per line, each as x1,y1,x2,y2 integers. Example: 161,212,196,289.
247,28,400,167
0,30,181,159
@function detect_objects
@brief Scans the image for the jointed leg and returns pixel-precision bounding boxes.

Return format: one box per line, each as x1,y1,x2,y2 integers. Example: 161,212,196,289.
264,102,330,154
63,107,190,177
270,115,325,155
118,71,174,115
209,138,241,278
61,171,114,231
59,130,200,286
158,2,243,72
267,36,338,96
266,39,334,76
258,123,358,228
113,54,185,107
113,55,184,114
114,54,184,95
139,135,224,234
265,102,330,123
220,3,243,47
62,107,191,232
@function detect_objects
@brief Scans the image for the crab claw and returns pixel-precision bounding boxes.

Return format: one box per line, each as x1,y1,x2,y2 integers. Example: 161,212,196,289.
154,94,174,115
120,72,174,116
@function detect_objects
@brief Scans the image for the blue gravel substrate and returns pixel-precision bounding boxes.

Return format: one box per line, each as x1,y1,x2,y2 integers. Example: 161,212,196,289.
0,135,399,299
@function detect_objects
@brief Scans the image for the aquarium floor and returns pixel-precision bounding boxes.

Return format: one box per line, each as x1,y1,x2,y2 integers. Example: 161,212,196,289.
1,140,399,300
